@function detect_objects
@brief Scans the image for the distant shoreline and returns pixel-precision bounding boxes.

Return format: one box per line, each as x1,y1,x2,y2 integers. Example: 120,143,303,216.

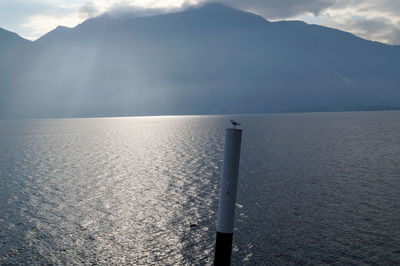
2,108,400,122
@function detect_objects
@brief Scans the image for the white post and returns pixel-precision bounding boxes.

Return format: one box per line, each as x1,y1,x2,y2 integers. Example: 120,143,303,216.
214,128,242,265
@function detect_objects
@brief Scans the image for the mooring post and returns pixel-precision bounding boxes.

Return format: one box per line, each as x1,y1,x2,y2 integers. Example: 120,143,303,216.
214,127,242,265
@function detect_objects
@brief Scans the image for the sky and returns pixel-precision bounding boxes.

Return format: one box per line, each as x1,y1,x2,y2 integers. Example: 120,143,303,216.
0,0,399,45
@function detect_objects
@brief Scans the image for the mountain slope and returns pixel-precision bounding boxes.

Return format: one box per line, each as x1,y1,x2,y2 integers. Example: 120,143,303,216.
0,28,34,117
0,27,31,49
1,3,400,118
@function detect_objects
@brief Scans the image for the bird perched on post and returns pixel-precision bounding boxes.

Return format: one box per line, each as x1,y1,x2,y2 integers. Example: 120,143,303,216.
230,120,241,128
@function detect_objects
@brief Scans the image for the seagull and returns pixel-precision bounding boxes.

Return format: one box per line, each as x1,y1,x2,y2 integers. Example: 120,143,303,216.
230,120,241,128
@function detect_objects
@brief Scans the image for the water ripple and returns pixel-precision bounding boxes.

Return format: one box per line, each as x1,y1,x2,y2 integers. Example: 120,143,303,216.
1,112,400,264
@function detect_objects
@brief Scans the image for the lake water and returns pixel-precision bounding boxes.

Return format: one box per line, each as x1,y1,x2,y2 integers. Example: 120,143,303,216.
1,111,400,265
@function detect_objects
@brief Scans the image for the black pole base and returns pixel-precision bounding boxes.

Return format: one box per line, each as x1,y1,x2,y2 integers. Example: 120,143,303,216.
214,231,233,266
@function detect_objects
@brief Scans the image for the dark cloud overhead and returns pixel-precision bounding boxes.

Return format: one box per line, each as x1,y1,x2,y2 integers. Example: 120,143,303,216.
217,0,336,18
107,5,173,18
79,1,100,18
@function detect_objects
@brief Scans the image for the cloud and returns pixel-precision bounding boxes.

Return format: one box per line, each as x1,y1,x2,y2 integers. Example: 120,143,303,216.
310,0,400,44
219,0,400,44
107,4,174,18
78,1,100,18
20,1,102,40
102,0,337,18
103,0,201,17
323,16,400,44
217,0,336,19
22,13,83,40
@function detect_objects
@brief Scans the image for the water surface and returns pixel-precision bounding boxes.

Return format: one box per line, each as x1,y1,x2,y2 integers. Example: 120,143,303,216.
1,112,400,264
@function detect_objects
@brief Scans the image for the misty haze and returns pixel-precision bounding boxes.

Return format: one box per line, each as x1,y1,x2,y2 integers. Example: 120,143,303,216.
1,3,399,119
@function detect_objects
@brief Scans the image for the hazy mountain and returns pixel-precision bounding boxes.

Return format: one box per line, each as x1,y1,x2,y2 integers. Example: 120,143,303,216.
0,27,31,50
0,28,34,117
1,3,399,119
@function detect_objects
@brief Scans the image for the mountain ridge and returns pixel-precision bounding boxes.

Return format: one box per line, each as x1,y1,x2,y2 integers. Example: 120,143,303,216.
0,27,32,49
36,3,400,48
0,2,399,119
